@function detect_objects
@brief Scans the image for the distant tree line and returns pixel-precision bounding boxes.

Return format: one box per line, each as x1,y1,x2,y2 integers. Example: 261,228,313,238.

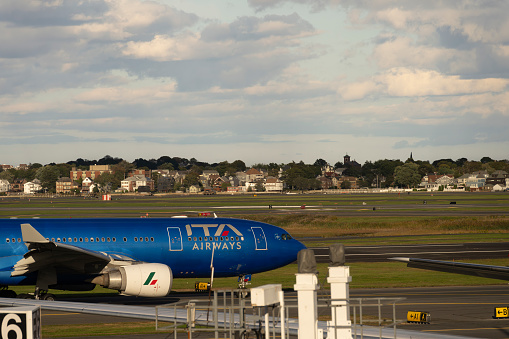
0,154,507,193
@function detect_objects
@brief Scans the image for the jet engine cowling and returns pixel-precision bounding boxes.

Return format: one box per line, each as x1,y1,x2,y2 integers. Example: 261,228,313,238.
93,263,172,297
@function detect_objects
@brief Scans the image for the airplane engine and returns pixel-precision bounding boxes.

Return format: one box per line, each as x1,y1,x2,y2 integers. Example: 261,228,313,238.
92,263,172,297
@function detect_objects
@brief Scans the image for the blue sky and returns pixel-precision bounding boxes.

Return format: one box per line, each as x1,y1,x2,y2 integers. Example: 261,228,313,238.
1,0,508,166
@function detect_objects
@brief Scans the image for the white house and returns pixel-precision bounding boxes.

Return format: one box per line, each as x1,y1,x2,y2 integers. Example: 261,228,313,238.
264,177,283,192
0,179,10,193
24,179,42,194
121,175,154,192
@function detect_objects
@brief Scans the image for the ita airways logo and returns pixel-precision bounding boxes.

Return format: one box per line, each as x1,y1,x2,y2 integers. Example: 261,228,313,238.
144,272,158,286
185,223,243,238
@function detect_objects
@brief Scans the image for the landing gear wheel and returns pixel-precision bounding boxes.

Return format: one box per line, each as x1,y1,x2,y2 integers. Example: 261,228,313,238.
42,293,55,301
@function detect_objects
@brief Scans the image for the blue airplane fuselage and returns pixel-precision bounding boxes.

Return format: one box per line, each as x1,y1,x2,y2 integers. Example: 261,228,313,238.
0,217,305,287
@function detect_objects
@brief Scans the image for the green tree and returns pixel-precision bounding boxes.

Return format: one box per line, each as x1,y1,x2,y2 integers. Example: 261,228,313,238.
0,170,14,182
393,162,421,188
94,172,117,192
254,180,265,192
182,172,200,188
35,165,60,193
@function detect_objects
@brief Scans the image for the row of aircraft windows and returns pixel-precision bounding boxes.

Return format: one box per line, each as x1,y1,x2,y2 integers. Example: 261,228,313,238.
6,237,155,243
188,236,242,242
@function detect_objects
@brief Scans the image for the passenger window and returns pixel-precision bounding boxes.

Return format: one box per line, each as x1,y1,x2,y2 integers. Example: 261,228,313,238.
193,237,197,241
57,238,61,242
96,238,100,242
150,237,154,242
62,238,66,242
134,237,138,242
215,237,218,241
74,238,77,242
102,238,105,242
199,237,202,241
123,237,127,242
17,238,21,243
79,237,83,242
51,238,55,242
220,237,223,241
140,237,143,242
188,237,192,241
68,238,72,242
113,238,116,242
236,237,239,241
6,239,9,243
90,238,94,242
145,237,148,242
107,237,110,242
85,238,88,242
12,238,15,243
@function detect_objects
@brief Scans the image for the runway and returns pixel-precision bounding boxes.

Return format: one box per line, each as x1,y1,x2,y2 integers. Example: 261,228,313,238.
310,242,509,262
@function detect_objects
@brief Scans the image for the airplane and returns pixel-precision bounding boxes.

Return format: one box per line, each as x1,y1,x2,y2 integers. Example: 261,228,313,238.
0,217,306,300
389,257,509,280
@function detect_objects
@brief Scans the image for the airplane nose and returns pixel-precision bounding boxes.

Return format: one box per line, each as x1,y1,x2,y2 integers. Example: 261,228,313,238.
294,239,307,252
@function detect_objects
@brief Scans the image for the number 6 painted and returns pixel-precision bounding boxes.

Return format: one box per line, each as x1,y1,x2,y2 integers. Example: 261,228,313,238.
2,314,23,339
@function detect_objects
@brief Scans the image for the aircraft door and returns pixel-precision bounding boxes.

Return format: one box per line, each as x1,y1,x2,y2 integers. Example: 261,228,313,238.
167,227,183,251
252,227,267,250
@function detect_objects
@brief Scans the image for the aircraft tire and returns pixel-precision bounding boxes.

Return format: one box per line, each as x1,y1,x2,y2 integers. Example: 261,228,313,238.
42,293,56,301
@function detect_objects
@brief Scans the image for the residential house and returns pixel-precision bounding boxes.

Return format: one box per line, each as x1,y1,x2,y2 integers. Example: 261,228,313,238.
465,173,487,190
10,179,26,192
188,185,201,194
421,174,454,190
56,177,73,194
485,171,508,187
0,179,10,193
245,168,264,182
338,176,358,189
317,176,333,189
264,177,283,192
24,179,42,194
121,175,154,192
157,176,175,192
81,177,94,194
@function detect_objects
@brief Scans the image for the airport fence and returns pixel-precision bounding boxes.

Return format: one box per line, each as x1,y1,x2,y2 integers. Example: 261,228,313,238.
155,289,405,339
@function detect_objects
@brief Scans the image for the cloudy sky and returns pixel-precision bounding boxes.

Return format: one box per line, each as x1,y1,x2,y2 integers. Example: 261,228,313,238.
1,0,508,166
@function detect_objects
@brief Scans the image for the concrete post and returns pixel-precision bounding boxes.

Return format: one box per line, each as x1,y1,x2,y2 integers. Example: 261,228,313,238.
294,273,320,339
327,266,352,339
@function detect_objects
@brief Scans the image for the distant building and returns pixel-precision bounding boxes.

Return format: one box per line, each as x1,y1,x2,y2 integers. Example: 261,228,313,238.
188,185,201,194
56,177,73,194
70,165,113,180
24,179,42,194
264,177,283,192
0,179,10,193
121,175,154,192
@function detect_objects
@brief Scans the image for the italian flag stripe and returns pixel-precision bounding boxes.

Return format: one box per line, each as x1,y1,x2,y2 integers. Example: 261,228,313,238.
144,272,156,285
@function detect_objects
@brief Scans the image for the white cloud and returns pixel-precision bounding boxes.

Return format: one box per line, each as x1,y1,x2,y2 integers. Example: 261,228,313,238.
340,68,509,100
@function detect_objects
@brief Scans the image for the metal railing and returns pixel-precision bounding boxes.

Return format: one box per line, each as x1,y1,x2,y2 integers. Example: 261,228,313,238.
155,289,405,339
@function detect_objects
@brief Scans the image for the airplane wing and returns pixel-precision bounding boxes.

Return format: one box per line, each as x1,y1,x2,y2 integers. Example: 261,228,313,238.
13,223,135,278
389,257,509,280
